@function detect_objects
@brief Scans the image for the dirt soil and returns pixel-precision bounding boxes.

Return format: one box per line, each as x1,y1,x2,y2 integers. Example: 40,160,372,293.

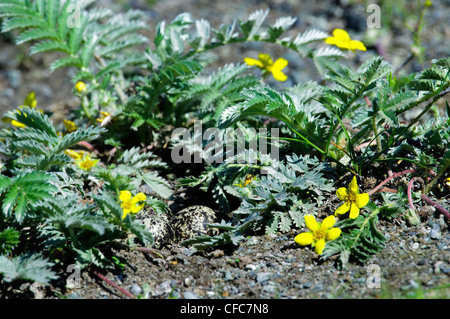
0,0,449,300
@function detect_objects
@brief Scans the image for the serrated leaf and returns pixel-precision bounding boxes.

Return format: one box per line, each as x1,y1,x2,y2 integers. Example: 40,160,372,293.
52,125,106,153
0,253,57,284
141,172,173,199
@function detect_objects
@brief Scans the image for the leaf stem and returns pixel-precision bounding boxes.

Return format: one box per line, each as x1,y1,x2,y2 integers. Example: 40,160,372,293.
367,169,416,196
91,269,135,298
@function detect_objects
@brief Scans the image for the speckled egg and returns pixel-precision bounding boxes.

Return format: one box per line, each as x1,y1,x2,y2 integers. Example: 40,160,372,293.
140,211,174,249
171,205,219,241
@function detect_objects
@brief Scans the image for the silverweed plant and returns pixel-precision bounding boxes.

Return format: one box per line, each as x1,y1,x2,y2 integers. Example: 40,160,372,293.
0,0,449,291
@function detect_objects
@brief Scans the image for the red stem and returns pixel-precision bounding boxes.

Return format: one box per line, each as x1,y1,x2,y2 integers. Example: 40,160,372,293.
91,269,134,299
407,177,421,211
368,169,416,196
421,194,450,221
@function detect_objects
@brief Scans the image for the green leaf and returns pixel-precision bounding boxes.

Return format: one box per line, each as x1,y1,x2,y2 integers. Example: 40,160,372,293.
141,172,173,199
53,125,106,153
0,227,20,254
1,171,58,223
0,253,57,284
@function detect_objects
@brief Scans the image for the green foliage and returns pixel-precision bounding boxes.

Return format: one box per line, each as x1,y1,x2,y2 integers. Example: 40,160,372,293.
0,171,57,223
0,1,449,291
0,227,20,254
1,106,106,170
321,202,389,269
0,253,57,284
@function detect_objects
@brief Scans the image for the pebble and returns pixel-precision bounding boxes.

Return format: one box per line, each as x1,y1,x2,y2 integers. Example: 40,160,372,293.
256,272,274,284
245,264,258,271
154,280,172,295
183,291,200,299
429,227,441,240
129,284,142,296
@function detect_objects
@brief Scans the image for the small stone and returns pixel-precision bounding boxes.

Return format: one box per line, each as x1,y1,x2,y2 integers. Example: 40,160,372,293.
210,249,224,258
154,280,172,295
247,237,259,246
434,261,445,274
302,281,312,289
184,276,192,287
256,272,273,284
245,264,258,271
429,227,441,240
183,291,200,299
129,284,142,296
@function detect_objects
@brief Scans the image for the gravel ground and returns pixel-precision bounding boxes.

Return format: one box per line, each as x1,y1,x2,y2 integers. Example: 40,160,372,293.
0,0,449,300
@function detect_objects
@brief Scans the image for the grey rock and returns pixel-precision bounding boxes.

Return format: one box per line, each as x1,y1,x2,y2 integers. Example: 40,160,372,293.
129,284,142,296
183,291,200,299
256,272,274,284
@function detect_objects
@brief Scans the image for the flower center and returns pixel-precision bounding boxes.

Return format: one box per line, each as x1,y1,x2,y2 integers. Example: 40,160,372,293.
121,201,132,210
347,193,356,202
313,229,325,241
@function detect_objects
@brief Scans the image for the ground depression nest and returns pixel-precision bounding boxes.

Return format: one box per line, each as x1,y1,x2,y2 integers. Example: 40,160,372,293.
139,205,219,249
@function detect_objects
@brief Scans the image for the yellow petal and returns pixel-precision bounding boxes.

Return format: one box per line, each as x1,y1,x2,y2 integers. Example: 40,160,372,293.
333,29,350,41
349,203,360,219
321,215,336,230
273,58,288,70
324,36,338,45
63,119,78,132
271,58,288,81
23,92,37,108
131,202,145,214
348,176,359,195
11,119,26,128
258,53,273,66
75,81,87,93
121,209,129,220
119,190,132,202
294,232,313,246
304,214,319,232
314,238,326,255
64,149,82,160
336,187,348,201
350,40,367,51
131,192,147,204
272,69,288,81
244,57,264,68
355,193,369,208
335,201,351,216
326,227,341,241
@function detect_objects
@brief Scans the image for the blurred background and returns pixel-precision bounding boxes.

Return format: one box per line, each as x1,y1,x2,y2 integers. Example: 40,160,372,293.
0,0,449,125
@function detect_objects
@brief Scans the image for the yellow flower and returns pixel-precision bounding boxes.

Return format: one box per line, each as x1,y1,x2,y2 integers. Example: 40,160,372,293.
244,53,288,81
75,153,99,170
96,111,111,124
64,149,88,160
10,92,38,128
445,177,450,188
235,174,256,187
119,190,147,219
74,81,87,93
424,0,432,7
335,176,370,219
325,29,367,52
294,215,341,255
63,119,78,133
